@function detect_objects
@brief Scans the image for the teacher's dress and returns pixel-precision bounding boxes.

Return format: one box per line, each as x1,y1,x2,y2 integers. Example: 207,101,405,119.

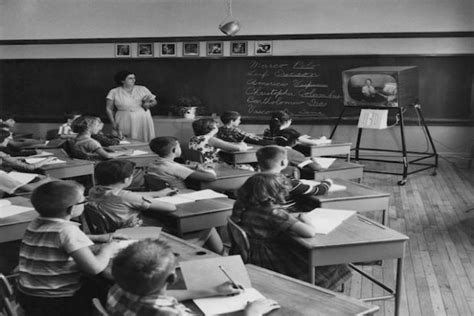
106,85,155,142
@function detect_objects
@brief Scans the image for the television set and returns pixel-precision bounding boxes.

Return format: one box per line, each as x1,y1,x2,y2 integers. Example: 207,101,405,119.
342,66,418,107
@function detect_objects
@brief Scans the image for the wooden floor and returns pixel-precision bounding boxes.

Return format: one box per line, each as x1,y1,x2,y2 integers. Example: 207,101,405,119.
342,159,474,316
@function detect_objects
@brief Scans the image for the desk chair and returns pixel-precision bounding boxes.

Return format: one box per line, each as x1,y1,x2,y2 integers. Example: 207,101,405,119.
83,204,117,234
92,298,109,316
144,173,171,191
227,217,250,263
0,273,19,316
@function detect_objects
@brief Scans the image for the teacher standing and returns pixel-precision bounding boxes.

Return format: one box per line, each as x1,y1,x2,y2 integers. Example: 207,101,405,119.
106,71,157,142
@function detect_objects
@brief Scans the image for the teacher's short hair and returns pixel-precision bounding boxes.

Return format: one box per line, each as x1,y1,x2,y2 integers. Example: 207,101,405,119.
114,70,134,86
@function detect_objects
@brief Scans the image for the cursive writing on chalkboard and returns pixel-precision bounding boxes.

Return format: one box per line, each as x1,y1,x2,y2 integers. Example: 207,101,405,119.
244,60,342,117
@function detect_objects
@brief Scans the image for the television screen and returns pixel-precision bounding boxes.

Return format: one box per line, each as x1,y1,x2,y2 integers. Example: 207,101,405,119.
342,66,418,108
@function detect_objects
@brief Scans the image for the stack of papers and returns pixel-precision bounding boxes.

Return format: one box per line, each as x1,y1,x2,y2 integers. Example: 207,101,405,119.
301,208,355,234
155,189,227,205
25,157,66,165
130,150,148,156
299,179,346,192
0,199,35,219
180,256,265,315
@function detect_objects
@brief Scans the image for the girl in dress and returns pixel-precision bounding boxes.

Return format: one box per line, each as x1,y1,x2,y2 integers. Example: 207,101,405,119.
231,173,351,290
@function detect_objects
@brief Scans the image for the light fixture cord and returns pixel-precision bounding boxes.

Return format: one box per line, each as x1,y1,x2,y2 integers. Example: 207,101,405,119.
227,0,233,17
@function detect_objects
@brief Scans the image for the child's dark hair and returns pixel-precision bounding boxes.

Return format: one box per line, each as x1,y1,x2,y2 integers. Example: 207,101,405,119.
114,71,134,86
0,129,11,143
268,111,292,136
192,118,218,136
149,137,179,157
274,129,299,147
71,115,100,134
220,111,240,125
237,173,290,208
112,238,176,296
31,181,84,217
94,159,136,186
256,146,287,171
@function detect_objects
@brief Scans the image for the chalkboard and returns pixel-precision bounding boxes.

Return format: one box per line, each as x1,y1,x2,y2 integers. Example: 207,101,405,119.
1,55,472,123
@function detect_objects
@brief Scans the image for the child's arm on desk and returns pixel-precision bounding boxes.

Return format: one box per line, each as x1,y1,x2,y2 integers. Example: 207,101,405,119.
209,137,249,152
187,164,217,182
70,243,119,275
168,281,242,301
95,147,133,159
289,213,318,237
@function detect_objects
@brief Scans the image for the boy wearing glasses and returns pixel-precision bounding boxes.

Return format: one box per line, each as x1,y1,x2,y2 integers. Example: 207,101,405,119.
17,180,124,316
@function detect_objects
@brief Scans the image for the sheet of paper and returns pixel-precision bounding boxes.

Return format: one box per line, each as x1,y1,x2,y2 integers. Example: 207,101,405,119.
25,157,66,165
0,199,12,208
0,205,35,219
302,208,355,234
119,140,131,144
313,137,332,145
31,151,54,157
193,288,264,315
180,256,262,315
7,172,38,185
154,195,195,205
179,189,227,201
130,150,149,156
299,180,346,192
115,227,162,240
312,157,336,169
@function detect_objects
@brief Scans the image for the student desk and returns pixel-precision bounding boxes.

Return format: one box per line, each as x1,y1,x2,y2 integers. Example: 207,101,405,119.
248,264,378,316
295,142,352,161
35,149,95,182
145,197,234,237
218,145,263,166
110,144,158,168
0,197,35,243
302,160,364,182
309,178,391,225
292,214,408,316
160,231,220,261
188,163,255,191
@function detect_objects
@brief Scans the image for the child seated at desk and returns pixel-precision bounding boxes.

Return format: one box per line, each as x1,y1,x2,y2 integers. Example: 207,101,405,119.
231,173,351,290
58,112,81,138
0,130,56,172
0,117,46,151
17,180,124,316
263,110,329,148
257,145,331,212
147,136,217,191
217,111,273,146
89,159,224,254
70,115,132,160
88,159,176,229
108,238,279,316
189,118,249,165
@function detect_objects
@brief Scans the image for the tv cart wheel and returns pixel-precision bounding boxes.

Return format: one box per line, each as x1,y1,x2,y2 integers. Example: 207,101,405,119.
398,179,407,186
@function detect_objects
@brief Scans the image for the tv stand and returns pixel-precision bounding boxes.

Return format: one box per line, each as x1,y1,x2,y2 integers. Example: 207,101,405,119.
330,105,438,185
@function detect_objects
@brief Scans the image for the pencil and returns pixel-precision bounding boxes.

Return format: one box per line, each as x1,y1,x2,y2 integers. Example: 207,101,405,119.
218,265,238,288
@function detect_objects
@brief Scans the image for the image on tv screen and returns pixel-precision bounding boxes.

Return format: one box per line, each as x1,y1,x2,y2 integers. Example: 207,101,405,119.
348,74,398,107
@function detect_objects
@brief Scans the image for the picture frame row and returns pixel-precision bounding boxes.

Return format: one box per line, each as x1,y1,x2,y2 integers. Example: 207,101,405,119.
115,41,272,57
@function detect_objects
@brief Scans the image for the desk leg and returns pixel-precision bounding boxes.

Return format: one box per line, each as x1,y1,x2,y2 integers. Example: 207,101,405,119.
394,256,404,316
309,254,316,284
382,209,388,226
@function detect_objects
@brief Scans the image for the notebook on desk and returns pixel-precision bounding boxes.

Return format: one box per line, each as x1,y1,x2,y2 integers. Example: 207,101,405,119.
301,208,355,234
0,199,34,219
154,189,228,205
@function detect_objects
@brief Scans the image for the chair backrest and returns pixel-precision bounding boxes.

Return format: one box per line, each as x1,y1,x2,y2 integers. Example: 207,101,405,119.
92,298,109,316
183,148,204,163
227,217,250,263
0,274,17,316
144,173,171,191
83,204,117,234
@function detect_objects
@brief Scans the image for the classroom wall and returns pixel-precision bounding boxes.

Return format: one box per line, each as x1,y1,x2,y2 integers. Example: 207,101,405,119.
1,0,473,158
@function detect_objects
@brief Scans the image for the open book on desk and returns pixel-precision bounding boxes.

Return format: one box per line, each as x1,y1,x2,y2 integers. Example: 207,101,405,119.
180,256,265,315
154,189,228,205
300,208,355,234
299,179,346,192
0,199,34,219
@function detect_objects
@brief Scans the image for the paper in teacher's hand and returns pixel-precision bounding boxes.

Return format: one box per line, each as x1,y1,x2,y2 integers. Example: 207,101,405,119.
180,256,264,315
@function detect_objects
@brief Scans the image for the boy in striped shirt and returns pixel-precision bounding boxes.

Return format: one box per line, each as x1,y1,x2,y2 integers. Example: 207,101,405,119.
17,180,122,316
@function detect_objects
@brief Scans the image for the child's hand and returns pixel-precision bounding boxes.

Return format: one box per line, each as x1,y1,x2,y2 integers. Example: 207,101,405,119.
239,142,250,151
300,134,311,139
213,281,244,296
153,187,178,197
245,299,280,316
319,136,327,140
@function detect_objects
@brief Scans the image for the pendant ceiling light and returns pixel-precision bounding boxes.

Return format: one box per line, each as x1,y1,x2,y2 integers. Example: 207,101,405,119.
218,0,240,36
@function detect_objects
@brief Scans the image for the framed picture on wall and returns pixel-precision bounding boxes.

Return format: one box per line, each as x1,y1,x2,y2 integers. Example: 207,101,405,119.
137,43,154,57
207,41,223,56
160,43,177,57
230,41,247,56
115,43,132,57
255,41,273,56
183,42,199,56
